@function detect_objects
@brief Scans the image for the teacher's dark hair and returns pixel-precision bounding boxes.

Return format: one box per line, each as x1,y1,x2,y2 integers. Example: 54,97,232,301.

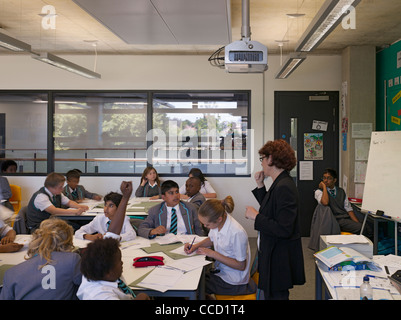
259,139,297,171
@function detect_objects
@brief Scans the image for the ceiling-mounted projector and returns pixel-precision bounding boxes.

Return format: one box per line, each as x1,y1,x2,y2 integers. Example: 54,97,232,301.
209,0,268,73
224,39,268,73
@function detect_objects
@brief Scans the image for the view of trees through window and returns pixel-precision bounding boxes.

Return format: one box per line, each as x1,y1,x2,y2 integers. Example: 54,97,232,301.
0,91,250,176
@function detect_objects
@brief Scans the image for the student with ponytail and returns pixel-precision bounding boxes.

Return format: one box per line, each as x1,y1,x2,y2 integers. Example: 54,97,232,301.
184,196,256,296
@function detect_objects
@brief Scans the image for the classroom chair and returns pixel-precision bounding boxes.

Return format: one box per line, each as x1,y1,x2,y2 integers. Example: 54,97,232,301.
9,184,22,227
13,206,29,234
215,256,260,300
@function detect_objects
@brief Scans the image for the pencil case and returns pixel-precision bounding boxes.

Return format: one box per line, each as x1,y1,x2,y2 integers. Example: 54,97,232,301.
133,256,164,267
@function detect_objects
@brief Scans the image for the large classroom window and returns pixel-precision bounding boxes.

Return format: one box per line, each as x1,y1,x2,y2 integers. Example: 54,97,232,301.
53,92,148,174
0,90,250,176
0,92,49,173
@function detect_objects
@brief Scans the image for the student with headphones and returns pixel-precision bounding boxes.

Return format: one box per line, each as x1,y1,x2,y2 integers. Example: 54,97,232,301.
137,180,204,238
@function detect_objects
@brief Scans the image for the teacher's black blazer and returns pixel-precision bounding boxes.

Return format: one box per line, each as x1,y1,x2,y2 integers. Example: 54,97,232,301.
252,170,305,296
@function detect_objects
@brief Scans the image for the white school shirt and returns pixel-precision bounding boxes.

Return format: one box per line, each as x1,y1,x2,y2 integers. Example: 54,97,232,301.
165,204,187,235
179,180,216,195
208,214,251,286
74,214,136,242
34,187,70,211
77,276,134,300
0,219,12,238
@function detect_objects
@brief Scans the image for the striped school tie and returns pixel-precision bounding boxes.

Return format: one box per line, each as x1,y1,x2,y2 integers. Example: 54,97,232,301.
106,220,111,230
329,188,336,197
71,189,78,200
170,208,177,235
117,278,136,298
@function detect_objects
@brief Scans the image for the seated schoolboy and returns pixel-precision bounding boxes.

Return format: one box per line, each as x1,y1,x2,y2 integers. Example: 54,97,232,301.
75,192,136,242
26,172,89,232
137,180,204,238
77,181,148,300
0,219,23,253
0,218,82,300
315,168,372,237
77,238,149,300
63,169,102,202
1,160,17,173
0,175,14,212
0,160,17,211
184,176,206,209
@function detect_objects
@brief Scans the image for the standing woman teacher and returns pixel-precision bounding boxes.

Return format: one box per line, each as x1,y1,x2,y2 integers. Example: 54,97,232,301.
245,139,305,300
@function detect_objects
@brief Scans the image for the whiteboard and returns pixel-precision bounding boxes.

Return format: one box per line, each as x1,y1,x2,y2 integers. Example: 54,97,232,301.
362,131,401,219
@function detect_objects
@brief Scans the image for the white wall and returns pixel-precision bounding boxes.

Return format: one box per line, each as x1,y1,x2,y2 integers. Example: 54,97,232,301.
0,53,342,236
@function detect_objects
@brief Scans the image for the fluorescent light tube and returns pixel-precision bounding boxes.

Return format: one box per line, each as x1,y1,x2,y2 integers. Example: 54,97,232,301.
275,53,307,79
32,52,101,79
295,0,361,52
0,32,31,52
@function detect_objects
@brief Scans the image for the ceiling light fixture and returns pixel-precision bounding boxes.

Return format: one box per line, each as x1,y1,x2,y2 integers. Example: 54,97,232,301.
32,52,101,79
0,32,32,52
275,52,307,79
295,0,361,52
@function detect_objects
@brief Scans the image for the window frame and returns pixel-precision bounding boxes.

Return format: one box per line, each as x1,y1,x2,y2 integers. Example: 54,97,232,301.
0,90,251,177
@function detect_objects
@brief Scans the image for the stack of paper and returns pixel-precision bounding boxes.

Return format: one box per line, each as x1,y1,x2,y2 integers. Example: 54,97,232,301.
320,235,373,258
315,246,381,271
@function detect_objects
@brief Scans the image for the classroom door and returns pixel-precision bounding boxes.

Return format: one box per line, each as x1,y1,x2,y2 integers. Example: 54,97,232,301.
275,91,339,237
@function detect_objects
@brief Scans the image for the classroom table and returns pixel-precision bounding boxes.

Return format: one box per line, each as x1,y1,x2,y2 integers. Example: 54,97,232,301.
352,203,400,255
0,234,209,300
314,244,401,300
57,197,161,221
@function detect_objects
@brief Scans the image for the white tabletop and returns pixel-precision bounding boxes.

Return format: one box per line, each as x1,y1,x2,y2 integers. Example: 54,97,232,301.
0,234,208,299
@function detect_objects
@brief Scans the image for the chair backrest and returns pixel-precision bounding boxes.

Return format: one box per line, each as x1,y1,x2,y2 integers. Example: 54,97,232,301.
9,184,22,213
13,206,29,234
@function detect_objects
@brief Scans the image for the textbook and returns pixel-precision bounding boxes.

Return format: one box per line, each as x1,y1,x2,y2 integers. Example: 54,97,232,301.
314,246,381,272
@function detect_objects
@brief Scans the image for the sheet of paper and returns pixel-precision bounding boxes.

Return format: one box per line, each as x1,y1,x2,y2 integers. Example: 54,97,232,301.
299,161,313,180
336,287,393,300
168,256,211,272
325,235,370,244
137,266,185,292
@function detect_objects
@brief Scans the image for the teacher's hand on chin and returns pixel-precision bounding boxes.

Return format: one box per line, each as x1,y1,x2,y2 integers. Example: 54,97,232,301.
245,206,259,220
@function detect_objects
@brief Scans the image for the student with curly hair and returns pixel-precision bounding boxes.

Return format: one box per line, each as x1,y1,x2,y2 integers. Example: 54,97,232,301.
77,238,148,300
0,218,82,300
245,139,305,300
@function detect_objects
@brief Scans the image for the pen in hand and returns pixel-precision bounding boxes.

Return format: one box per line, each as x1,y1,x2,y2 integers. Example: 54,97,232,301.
189,237,196,250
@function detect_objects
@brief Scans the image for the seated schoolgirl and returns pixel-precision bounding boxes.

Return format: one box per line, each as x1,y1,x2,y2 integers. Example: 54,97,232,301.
135,166,161,199
184,196,256,296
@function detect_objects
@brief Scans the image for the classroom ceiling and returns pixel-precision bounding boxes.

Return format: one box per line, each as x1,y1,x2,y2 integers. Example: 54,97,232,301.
0,0,400,57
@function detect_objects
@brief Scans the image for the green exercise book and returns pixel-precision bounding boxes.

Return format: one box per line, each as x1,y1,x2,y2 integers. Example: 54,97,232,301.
127,201,160,213
0,264,15,286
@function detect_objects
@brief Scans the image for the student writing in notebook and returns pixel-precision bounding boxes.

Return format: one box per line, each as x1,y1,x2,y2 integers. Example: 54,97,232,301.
184,196,256,297
26,172,89,232
135,166,161,199
75,192,136,242
137,180,204,238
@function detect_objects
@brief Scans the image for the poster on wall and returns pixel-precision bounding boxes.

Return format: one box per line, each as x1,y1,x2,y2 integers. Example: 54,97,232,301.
304,133,323,160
